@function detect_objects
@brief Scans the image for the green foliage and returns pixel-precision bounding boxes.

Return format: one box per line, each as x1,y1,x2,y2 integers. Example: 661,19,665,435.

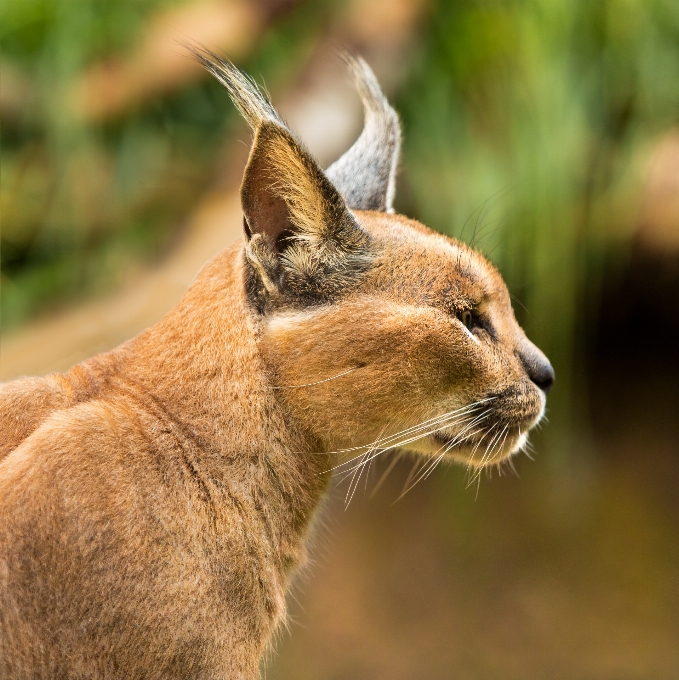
0,0,326,328
2,0,180,63
396,0,679,453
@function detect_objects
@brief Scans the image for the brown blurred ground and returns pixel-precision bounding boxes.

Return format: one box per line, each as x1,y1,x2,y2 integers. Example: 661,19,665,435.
267,353,679,680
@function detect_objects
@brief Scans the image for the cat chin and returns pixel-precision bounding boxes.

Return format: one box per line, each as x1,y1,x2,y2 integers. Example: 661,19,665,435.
457,429,529,468
406,427,528,469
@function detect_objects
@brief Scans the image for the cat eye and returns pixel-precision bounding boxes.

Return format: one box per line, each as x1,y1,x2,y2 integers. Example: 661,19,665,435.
459,310,473,330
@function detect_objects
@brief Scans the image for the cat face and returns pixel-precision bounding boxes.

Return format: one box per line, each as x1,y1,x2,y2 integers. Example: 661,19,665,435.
195,50,553,469
262,210,553,468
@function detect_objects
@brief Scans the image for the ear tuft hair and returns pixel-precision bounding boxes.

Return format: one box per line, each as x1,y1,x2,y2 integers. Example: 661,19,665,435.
188,45,284,131
192,49,377,307
325,55,401,213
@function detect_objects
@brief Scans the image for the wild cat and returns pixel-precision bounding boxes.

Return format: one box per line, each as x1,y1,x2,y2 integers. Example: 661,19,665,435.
0,53,553,679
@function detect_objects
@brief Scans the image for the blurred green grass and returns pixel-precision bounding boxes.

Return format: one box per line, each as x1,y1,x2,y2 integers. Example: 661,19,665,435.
395,0,679,456
1,0,328,327
2,0,679,450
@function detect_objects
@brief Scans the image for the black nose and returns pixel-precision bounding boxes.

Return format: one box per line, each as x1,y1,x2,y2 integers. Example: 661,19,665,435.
530,360,555,394
519,342,555,395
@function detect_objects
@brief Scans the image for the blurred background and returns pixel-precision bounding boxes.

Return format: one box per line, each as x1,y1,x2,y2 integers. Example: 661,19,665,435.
2,0,679,677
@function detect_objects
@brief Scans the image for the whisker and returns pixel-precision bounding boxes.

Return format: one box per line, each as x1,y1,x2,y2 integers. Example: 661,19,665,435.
364,454,374,494
467,423,504,488
471,435,497,492
330,409,480,460
368,450,404,499
406,451,448,493
330,410,482,477
483,425,507,468
272,366,361,390
487,427,510,480
345,446,373,509
471,424,508,487
395,414,492,500
341,430,384,507
327,397,505,502
397,458,424,500
325,397,497,457
398,447,448,499
466,422,497,477
523,437,536,461
421,450,449,483
343,423,395,509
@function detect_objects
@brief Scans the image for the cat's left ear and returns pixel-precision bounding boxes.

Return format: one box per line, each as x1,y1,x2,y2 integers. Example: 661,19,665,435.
191,48,374,304
240,120,373,299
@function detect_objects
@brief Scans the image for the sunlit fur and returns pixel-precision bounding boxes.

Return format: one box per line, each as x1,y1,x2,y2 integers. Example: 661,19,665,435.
0,56,551,678
262,210,547,474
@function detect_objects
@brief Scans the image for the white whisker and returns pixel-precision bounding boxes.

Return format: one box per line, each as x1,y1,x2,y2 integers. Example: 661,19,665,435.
325,397,496,457
368,450,404,499
271,366,361,389
395,412,493,500
331,410,482,476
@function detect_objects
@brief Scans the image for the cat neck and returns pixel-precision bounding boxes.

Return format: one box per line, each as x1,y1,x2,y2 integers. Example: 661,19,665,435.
82,242,331,573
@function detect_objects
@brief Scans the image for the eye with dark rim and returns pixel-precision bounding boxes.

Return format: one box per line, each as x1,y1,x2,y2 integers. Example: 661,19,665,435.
458,310,474,331
456,308,498,341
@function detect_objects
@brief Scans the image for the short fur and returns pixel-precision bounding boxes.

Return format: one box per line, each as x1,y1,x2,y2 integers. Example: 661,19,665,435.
0,55,553,679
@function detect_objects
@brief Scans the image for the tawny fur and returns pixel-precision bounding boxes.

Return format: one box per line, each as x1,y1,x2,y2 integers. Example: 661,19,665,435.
0,57,553,679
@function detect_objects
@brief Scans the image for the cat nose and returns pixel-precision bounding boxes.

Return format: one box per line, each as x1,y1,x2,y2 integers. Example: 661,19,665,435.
529,358,555,394
518,341,555,395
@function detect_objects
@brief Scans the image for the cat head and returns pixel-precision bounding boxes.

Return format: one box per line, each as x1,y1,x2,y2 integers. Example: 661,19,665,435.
195,50,553,469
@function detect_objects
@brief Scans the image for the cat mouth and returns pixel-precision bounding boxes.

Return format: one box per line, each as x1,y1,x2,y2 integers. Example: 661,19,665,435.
430,415,534,467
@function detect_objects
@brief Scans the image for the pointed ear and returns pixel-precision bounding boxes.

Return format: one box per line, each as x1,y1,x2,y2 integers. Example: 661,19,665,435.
192,47,375,303
241,121,374,300
241,122,359,252
326,56,401,213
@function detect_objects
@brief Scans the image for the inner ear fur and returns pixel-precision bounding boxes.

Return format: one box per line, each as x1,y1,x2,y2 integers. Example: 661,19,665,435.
241,122,373,297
